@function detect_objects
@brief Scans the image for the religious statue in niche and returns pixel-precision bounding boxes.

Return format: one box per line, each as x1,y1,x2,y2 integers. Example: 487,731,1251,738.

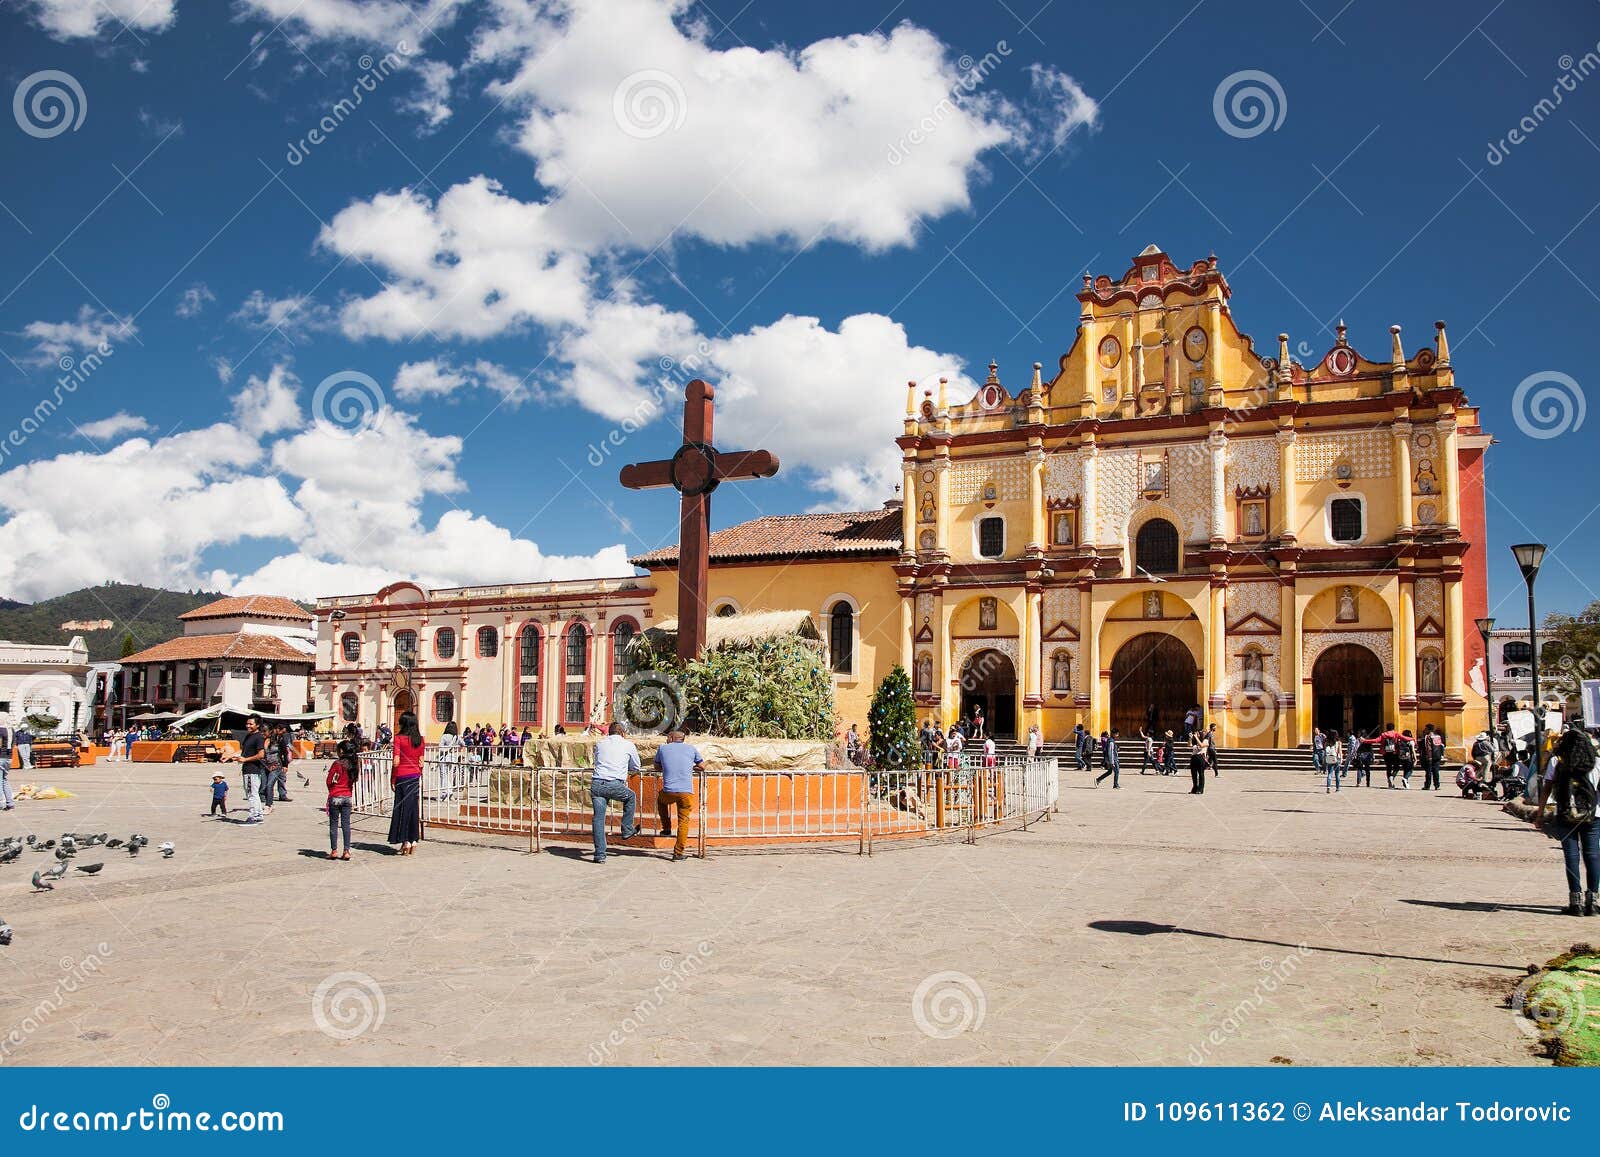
919,490,936,523
979,597,998,631
1419,652,1443,694
1142,456,1168,495
918,529,936,551
1242,500,1265,537
1336,585,1358,623
1414,460,1437,495
1053,511,1075,546
914,652,933,694
1051,651,1072,692
1143,591,1162,619
1242,651,1265,692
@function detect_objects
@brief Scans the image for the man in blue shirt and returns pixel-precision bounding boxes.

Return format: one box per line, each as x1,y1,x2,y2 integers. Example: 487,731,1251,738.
590,722,642,863
653,730,704,862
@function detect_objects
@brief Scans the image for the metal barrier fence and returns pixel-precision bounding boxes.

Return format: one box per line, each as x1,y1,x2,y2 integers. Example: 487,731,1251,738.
353,750,1058,854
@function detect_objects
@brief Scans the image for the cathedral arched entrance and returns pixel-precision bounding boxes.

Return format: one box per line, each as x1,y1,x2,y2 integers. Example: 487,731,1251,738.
1311,644,1384,736
958,649,1017,740
1110,633,1199,738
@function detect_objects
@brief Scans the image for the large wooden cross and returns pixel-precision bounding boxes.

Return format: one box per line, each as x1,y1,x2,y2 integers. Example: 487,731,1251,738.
619,379,779,663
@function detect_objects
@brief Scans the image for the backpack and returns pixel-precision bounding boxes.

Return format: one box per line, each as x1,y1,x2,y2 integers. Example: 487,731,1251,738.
1381,736,1396,756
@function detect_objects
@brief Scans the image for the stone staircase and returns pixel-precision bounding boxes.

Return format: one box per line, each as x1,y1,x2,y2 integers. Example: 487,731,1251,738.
985,737,1313,774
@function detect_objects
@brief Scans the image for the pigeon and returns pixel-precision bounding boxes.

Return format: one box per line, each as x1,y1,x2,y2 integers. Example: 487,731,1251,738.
104,839,123,849
40,861,67,881
0,922,12,945
128,834,148,847
0,846,19,864
158,842,174,859
296,771,310,786
40,839,54,850
24,835,35,847
29,871,50,892
53,848,74,862
74,863,104,875
126,843,139,858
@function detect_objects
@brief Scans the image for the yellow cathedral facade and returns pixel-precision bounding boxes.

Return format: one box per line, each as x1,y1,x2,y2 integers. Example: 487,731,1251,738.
317,247,1492,755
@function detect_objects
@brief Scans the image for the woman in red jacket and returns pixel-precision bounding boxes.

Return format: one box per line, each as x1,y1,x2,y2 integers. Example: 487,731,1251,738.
387,712,425,855
326,740,358,860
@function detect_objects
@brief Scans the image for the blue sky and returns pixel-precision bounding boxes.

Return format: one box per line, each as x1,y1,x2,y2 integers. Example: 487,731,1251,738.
0,0,1596,629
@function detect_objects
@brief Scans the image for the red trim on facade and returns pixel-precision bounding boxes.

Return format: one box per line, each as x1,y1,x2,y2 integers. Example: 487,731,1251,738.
513,619,543,727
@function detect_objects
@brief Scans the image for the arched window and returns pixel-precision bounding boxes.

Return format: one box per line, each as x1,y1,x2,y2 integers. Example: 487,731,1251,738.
393,630,418,665
339,692,358,722
611,620,637,694
434,627,456,660
1502,640,1532,665
476,626,498,658
516,626,540,725
340,632,361,662
1134,519,1179,575
433,691,455,723
714,602,738,617
829,601,854,675
565,622,589,722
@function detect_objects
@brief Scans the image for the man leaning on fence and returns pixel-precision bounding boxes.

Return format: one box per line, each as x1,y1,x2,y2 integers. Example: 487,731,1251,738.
654,730,704,862
591,722,642,863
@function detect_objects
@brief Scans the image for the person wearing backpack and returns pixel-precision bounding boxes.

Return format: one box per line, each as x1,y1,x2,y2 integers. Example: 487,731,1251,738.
1539,725,1600,916
1397,729,1417,788
1377,724,1403,787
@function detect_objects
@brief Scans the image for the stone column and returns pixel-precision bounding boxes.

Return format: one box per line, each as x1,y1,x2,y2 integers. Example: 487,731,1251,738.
1397,576,1417,706
502,615,515,726
1205,300,1224,407
1025,589,1043,701
1011,587,1032,739
933,457,951,556
1208,580,1228,717
1208,427,1227,545
899,594,913,673
1082,584,1101,733
1026,447,1046,554
1444,575,1465,713
900,460,916,556
1276,428,1298,543
1438,415,1460,530
937,596,956,730
1080,437,1099,550
1393,419,1414,537
1281,575,1301,746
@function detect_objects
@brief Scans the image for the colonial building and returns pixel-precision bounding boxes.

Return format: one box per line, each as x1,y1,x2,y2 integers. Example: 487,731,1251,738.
1479,627,1564,723
114,595,316,721
313,577,654,738
0,636,91,733
318,246,1493,753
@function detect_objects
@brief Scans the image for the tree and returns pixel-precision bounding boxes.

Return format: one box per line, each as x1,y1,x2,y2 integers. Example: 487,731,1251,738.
868,664,917,771
119,632,136,658
1541,600,1600,702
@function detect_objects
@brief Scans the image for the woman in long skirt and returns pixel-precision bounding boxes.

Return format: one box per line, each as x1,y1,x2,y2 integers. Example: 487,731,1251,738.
387,711,425,854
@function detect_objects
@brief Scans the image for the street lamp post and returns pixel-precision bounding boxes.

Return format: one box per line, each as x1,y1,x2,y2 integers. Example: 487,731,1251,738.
1474,616,1496,743
1511,543,1547,789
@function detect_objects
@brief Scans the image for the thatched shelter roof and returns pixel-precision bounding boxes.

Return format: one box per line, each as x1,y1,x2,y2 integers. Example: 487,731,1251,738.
636,609,820,653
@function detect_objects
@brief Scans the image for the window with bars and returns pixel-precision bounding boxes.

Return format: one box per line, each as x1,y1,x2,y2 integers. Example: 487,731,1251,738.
477,626,498,658
518,683,539,724
393,630,418,665
1329,497,1364,543
565,623,588,721
434,627,456,660
340,693,358,722
433,692,454,722
565,623,588,677
341,633,360,662
977,516,1004,558
519,626,540,677
1135,519,1180,574
829,602,854,675
612,621,636,690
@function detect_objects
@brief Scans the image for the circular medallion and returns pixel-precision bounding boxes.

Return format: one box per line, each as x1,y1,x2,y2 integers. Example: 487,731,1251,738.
1097,336,1121,369
1417,502,1437,524
920,469,935,484
1326,347,1357,377
1414,431,1434,451
979,383,1002,409
670,442,719,496
1183,326,1207,361
1334,461,1354,481
918,529,936,550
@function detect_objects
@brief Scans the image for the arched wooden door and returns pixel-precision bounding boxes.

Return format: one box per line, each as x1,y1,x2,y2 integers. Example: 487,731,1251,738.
1311,644,1384,736
392,689,415,730
1110,633,1199,737
958,649,1017,740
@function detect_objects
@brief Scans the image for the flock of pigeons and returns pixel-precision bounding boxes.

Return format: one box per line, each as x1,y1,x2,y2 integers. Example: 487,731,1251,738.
0,833,177,903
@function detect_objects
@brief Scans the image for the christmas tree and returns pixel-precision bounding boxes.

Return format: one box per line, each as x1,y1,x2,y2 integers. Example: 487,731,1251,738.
868,664,917,771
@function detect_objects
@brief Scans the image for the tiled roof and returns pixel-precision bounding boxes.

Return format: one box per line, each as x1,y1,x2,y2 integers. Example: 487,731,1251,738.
179,595,311,622
631,508,903,567
121,632,314,665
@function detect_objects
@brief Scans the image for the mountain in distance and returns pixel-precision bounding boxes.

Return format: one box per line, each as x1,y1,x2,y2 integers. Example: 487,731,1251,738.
0,583,227,662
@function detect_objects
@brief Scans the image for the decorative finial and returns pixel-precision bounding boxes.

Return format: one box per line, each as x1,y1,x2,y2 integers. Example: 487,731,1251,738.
1434,320,1451,366
905,380,918,418
985,359,999,386
937,377,948,412
1278,333,1290,364
1389,324,1405,366
1082,273,1092,290
1335,319,1347,347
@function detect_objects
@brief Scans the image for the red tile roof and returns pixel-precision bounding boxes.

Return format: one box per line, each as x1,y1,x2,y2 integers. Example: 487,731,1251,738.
631,508,903,567
179,595,310,622
121,632,314,665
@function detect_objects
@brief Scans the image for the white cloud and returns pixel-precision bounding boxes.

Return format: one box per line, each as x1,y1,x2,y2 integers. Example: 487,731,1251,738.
175,283,216,318
393,358,534,406
20,305,136,365
402,58,455,130
20,0,174,39
1024,64,1100,156
233,364,304,436
76,412,152,441
318,177,592,340
235,0,468,46
212,356,236,384
231,290,336,337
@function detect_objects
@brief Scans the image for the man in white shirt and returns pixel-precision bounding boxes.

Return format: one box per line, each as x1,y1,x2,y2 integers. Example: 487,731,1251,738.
591,722,642,863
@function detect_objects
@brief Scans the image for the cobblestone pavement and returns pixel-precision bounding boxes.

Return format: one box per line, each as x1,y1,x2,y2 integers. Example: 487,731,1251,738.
0,760,1571,1065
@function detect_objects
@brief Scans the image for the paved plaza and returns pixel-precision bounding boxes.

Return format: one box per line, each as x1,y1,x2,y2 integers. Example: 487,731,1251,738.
0,759,1572,1066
